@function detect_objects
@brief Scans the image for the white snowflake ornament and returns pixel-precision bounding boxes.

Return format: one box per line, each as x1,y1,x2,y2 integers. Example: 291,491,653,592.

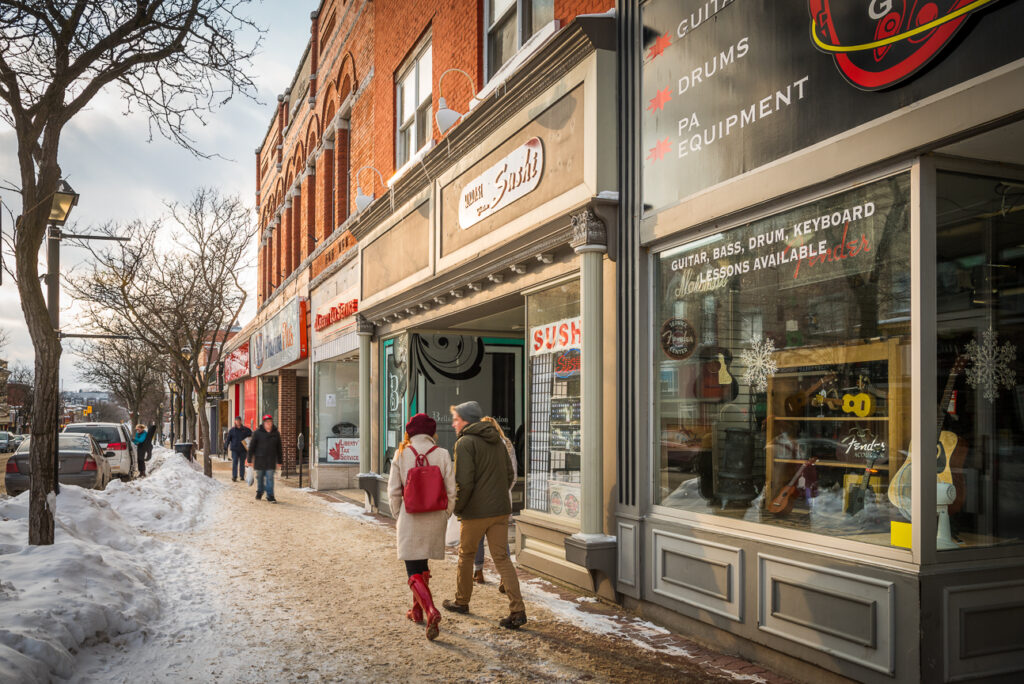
740,336,778,393
964,328,1016,402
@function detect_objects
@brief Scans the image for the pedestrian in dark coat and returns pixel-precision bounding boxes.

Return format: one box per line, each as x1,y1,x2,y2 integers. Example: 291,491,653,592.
224,416,253,482
247,414,282,502
441,401,526,630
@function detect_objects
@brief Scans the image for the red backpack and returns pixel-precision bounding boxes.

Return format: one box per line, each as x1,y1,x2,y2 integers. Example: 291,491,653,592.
403,445,448,513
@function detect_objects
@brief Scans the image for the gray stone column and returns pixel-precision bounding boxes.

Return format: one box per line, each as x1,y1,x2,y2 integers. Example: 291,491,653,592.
570,208,608,536
356,314,374,475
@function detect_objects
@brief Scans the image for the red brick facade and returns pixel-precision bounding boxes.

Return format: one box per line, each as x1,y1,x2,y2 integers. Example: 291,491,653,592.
254,0,612,306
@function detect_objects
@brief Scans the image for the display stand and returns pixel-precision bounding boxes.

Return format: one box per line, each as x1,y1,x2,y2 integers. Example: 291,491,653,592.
765,338,908,511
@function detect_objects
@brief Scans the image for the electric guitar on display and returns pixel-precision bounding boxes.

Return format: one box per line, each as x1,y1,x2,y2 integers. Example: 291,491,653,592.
887,356,969,519
847,451,882,516
767,457,818,515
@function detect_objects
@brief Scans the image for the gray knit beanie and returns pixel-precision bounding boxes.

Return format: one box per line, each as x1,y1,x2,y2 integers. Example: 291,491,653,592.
453,400,483,424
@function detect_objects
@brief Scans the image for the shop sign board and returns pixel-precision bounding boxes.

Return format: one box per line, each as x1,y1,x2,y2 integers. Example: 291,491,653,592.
641,0,1024,213
250,298,308,375
223,342,250,383
325,436,360,464
458,137,544,230
530,316,582,356
314,297,358,332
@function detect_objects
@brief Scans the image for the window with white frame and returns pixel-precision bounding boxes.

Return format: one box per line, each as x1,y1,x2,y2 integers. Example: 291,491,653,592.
486,0,554,80
395,39,432,168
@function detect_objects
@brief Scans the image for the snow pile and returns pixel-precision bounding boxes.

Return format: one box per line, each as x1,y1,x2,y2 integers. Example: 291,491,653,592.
0,448,220,683
103,448,221,532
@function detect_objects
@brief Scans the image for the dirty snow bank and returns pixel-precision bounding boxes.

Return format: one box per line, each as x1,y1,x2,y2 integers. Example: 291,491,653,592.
0,448,221,683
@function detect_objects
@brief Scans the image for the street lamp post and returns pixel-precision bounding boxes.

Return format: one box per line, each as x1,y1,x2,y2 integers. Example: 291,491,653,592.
42,180,131,498
45,181,79,495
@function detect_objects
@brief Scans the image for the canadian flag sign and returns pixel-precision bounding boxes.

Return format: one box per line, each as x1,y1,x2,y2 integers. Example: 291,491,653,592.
530,316,582,356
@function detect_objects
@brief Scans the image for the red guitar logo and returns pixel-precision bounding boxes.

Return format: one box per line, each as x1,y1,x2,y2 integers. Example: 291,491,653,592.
809,0,1001,90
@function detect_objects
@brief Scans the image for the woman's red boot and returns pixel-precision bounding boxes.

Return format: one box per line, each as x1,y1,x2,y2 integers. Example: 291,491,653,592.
409,572,441,640
407,594,424,623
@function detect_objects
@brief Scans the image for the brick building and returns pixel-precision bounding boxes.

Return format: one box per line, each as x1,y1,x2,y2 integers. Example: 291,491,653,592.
222,0,617,594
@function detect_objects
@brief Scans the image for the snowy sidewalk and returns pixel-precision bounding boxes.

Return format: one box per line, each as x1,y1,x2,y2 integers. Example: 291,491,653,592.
1,454,792,683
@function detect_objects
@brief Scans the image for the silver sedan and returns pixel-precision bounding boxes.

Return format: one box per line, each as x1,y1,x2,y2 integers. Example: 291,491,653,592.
4,434,113,496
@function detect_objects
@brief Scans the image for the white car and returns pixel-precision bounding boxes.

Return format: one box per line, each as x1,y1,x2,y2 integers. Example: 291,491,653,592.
63,423,137,481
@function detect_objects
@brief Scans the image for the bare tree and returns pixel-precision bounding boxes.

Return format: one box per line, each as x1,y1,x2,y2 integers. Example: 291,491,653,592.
0,2,259,544
73,337,164,426
72,187,255,478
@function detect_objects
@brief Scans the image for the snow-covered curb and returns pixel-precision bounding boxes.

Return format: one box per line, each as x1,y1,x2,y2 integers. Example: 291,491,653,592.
0,448,221,682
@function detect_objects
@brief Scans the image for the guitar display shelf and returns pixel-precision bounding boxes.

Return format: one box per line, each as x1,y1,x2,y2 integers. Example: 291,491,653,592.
765,338,909,510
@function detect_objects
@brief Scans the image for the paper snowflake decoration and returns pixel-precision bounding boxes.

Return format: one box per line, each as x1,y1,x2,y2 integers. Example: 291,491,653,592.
740,336,778,393
964,328,1016,402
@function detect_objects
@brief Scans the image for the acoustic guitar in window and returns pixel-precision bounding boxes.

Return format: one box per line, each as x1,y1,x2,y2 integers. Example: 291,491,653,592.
887,356,968,519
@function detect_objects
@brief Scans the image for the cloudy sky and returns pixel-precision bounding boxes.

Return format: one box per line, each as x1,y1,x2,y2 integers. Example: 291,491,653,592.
0,1,316,390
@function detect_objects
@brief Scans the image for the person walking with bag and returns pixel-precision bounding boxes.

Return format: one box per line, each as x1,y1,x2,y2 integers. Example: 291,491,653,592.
387,413,456,641
442,401,527,629
473,416,517,589
224,416,253,482
246,414,282,503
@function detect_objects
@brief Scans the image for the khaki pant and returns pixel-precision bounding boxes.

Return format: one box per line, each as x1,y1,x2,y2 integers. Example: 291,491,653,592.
455,515,525,614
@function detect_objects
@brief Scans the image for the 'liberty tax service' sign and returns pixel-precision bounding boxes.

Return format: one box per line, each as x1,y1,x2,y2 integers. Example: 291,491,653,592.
250,298,308,375
459,137,543,230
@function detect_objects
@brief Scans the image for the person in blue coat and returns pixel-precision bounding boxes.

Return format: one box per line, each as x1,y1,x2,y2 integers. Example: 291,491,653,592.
224,416,253,482
132,423,156,477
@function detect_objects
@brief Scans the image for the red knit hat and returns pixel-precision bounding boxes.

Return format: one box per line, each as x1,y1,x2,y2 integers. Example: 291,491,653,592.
405,413,436,438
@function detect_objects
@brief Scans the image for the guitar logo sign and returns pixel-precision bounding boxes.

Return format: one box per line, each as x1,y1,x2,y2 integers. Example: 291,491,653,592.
809,0,1001,90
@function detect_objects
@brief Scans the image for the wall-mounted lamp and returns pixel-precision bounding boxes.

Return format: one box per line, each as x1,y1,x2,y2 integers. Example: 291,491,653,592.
435,68,478,135
354,166,388,213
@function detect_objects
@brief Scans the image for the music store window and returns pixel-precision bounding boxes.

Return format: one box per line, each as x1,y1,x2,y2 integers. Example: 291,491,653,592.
936,169,1024,550
653,173,913,546
526,279,582,522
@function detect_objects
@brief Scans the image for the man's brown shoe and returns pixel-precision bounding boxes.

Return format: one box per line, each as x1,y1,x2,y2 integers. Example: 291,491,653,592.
442,599,469,614
473,570,485,584
499,611,527,630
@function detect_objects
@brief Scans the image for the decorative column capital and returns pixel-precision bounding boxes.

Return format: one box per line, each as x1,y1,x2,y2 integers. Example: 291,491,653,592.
355,313,375,337
569,208,607,254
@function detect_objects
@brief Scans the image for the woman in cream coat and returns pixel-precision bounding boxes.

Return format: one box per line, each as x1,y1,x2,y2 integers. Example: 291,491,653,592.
387,413,456,641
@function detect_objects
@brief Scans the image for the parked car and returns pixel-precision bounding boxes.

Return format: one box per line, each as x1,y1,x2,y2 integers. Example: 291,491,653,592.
9,434,25,450
0,431,13,453
4,434,112,496
62,422,137,480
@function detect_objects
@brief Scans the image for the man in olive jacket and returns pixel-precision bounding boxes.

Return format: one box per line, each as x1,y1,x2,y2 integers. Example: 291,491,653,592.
246,414,283,503
442,401,526,629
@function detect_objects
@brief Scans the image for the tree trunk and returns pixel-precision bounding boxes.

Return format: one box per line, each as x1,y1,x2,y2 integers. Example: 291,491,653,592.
16,168,63,546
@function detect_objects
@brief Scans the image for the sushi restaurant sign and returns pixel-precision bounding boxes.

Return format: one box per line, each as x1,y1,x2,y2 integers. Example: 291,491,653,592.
459,137,544,230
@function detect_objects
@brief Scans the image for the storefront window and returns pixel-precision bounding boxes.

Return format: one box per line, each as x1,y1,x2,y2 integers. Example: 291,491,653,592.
314,358,359,464
526,280,582,522
654,174,912,547
260,376,278,421
936,170,1024,550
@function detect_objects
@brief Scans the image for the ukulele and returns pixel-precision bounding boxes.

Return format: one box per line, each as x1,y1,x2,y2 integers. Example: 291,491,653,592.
784,374,837,416
887,356,969,519
767,457,818,515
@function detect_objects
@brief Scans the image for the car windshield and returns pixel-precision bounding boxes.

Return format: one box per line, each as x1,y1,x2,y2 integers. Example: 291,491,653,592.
17,434,94,453
63,425,122,444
